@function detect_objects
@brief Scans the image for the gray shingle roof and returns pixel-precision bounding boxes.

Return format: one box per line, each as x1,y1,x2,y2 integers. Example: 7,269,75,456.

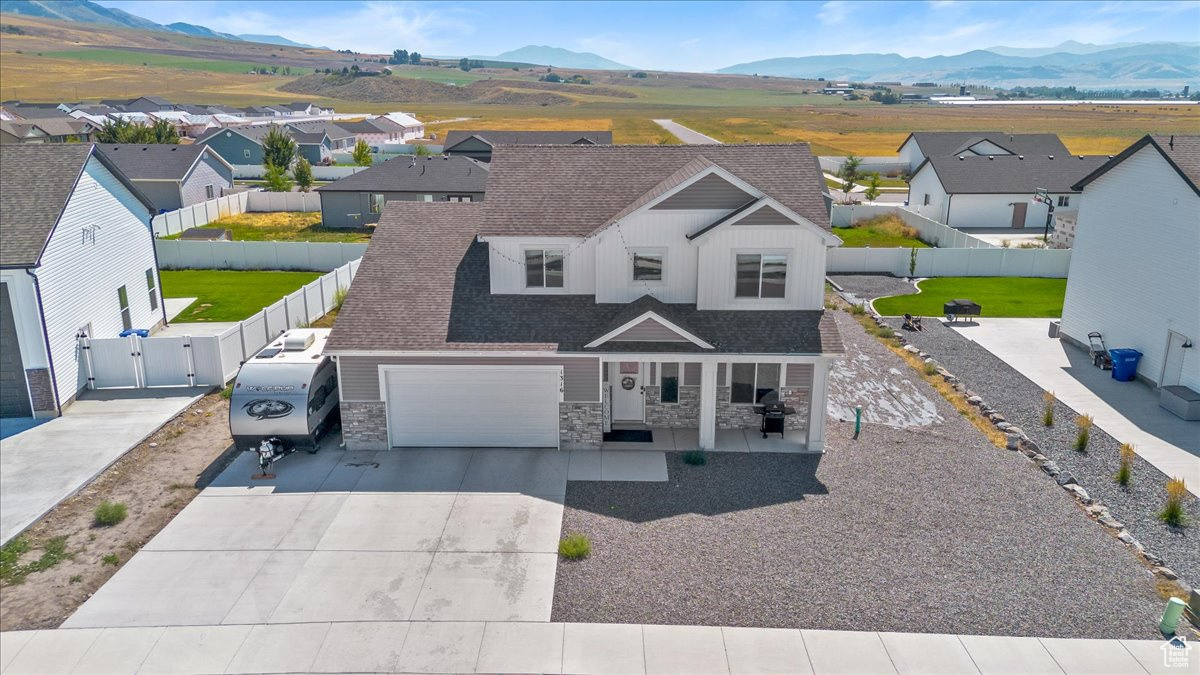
920,153,1110,194
331,119,392,135
0,145,153,267
315,155,489,194
443,130,613,150
479,144,830,237
95,144,209,181
1073,135,1200,196
285,120,355,140
325,202,842,355
901,131,1069,157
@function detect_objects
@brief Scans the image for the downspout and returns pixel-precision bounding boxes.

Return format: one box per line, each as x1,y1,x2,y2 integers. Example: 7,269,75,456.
25,268,62,417
945,193,955,225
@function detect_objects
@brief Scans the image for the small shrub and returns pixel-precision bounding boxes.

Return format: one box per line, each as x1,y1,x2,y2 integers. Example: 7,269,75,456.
682,450,707,465
1042,391,1056,426
558,533,591,560
1115,443,1135,486
922,361,939,376
333,286,349,311
873,326,895,339
101,553,120,566
1159,477,1189,527
93,501,128,527
220,383,234,399
1072,414,1093,452
123,540,140,553
69,574,83,584
851,303,866,315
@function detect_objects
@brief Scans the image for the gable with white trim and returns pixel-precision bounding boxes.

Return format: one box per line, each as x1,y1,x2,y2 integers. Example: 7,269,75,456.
585,311,712,349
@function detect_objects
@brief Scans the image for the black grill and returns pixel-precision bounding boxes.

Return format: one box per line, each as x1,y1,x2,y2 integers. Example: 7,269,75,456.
753,402,797,439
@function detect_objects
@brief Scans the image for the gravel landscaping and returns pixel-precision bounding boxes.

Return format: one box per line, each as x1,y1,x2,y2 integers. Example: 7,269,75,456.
828,274,915,303
887,318,1199,586
552,311,1169,639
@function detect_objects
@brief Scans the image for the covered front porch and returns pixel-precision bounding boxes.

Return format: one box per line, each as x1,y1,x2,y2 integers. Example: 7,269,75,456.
601,423,810,453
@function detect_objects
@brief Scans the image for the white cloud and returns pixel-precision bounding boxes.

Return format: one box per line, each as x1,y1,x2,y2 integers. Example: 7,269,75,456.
817,1,851,25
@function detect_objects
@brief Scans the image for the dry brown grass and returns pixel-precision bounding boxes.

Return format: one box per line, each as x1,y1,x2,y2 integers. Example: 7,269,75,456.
853,214,919,239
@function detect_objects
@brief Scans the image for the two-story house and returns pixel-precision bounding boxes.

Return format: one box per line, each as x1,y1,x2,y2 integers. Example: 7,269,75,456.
325,144,844,452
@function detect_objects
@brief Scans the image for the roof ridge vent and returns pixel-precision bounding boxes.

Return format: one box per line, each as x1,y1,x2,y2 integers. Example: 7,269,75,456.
1048,155,1054,160
1018,155,1024,160
988,155,993,160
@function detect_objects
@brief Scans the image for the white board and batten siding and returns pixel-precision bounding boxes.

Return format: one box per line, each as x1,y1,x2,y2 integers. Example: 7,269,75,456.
34,157,161,405
486,237,596,295
1061,144,1200,390
338,355,602,403
594,210,712,303
696,223,828,310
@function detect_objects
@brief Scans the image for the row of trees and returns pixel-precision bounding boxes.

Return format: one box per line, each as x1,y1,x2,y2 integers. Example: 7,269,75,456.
94,118,179,144
388,49,423,65
837,155,886,203
260,129,376,192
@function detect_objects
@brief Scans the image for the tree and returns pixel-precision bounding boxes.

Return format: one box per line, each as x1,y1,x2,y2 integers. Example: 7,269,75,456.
409,51,421,65
94,117,179,144
341,66,349,75
839,154,862,198
540,72,562,83
352,139,373,167
261,126,297,171
458,57,471,72
414,143,433,157
864,172,882,201
390,49,409,65
263,164,294,192
293,157,314,192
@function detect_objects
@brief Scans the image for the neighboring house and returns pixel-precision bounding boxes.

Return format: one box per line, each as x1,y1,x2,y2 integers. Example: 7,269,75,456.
285,120,355,152
325,144,844,452
907,153,1108,229
0,118,95,144
442,130,613,161
196,125,329,166
316,155,489,227
896,131,1070,173
101,96,176,114
95,144,235,212
332,119,407,147
0,145,164,419
377,112,424,141
284,102,334,116
1061,134,1200,392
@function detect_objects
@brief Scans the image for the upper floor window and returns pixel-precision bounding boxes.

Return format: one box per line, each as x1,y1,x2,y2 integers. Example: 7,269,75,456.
447,195,473,203
735,254,787,299
145,269,158,312
369,194,385,214
117,285,132,331
632,252,664,282
1057,195,1070,207
243,149,251,159
525,249,564,288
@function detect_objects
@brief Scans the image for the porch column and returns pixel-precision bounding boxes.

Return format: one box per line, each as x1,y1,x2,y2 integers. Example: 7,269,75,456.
699,361,717,449
806,359,830,453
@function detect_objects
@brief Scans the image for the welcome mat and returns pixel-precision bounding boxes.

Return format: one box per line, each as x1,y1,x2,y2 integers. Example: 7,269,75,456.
603,429,654,443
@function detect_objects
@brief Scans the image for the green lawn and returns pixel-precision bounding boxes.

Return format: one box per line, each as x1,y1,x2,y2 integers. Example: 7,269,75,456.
833,226,931,248
161,270,321,322
873,277,1067,318
164,212,371,243
43,49,271,74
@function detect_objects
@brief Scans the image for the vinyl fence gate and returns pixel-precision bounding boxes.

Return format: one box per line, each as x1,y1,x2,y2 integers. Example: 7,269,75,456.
79,335,200,389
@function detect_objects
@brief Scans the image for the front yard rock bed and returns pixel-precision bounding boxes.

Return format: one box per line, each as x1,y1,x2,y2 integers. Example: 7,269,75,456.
886,318,1198,588
552,310,1168,640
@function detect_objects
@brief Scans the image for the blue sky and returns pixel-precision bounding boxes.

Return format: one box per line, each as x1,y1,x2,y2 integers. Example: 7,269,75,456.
97,1,1200,71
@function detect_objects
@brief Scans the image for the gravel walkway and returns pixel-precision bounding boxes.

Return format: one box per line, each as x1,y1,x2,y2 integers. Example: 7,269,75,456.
888,318,1199,586
828,274,916,303
552,312,1167,639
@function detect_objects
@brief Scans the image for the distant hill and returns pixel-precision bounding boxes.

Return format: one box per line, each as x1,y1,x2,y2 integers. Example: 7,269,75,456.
2,0,161,30
717,42,1200,88
983,40,1142,58
238,34,324,50
482,45,632,70
167,22,239,41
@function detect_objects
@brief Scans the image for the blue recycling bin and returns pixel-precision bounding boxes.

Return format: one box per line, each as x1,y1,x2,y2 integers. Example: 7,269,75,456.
119,328,150,338
1108,349,1142,382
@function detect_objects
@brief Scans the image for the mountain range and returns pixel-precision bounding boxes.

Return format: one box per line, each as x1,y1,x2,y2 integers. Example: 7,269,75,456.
1,0,324,49
718,41,1199,88
477,45,633,70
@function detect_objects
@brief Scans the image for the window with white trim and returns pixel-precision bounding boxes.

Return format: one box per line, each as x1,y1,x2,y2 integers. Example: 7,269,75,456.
660,362,679,403
632,251,664,282
525,249,564,288
730,363,781,404
243,149,251,159
735,254,787,299
117,285,132,331
369,193,385,214
1057,195,1070,207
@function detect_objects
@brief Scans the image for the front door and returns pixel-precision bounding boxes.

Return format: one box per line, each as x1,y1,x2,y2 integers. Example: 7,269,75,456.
1011,202,1028,228
612,361,644,421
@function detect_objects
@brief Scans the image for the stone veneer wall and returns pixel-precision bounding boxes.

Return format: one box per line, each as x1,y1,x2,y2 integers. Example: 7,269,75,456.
26,368,56,414
716,386,809,430
644,385,700,428
342,401,387,451
560,401,603,450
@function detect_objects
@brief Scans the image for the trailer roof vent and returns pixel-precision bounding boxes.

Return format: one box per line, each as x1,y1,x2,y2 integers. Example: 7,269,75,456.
283,330,317,352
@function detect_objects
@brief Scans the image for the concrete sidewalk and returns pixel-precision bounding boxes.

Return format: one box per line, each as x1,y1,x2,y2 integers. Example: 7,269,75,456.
652,119,722,145
0,386,209,544
1,621,1185,674
951,319,1199,492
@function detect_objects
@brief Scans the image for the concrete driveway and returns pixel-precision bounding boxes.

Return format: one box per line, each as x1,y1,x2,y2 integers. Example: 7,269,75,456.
0,387,209,544
652,119,722,145
64,446,576,628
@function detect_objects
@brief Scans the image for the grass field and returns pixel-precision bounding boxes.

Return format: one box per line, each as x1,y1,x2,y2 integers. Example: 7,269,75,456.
43,49,270,74
874,277,1067,318
833,227,930,248
170,212,372,243
161,270,321,322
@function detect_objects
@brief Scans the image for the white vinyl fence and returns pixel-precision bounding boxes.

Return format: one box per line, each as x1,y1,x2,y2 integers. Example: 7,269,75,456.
232,164,370,181
157,240,367,271
151,192,320,237
819,156,908,176
831,204,997,249
827,246,1072,277
81,259,360,389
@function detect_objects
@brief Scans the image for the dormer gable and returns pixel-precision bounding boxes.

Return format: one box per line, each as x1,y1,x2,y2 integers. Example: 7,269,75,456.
686,196,842,246
650,172,757,210
584,298,714,349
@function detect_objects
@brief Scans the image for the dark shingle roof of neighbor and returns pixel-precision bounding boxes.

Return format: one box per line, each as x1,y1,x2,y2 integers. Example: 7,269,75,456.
479,144,830,237
919,153,1110,194
315,155,489,193
443,130,613,150
331,119,391,134
0,145,154,267
94,144,212,181
901,131,1070,158
286,120,355,140
325,202,843,355
1073,134,1200,196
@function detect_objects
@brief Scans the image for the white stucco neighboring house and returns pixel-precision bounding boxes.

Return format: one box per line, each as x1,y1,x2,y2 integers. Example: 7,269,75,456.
1061,134,1200,394
0,144,165,418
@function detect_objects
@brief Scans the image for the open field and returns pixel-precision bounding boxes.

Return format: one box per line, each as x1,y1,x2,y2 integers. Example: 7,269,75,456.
161,270,321,321
168,212,372,243
42,48,270,74
873,277,1067,317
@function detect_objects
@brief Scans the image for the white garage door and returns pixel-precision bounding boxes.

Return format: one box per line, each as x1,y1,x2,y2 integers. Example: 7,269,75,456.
385,366,562,447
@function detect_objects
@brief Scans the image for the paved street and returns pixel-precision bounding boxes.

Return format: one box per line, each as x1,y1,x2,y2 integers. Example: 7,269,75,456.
652,119,722,144
0,387,208,544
